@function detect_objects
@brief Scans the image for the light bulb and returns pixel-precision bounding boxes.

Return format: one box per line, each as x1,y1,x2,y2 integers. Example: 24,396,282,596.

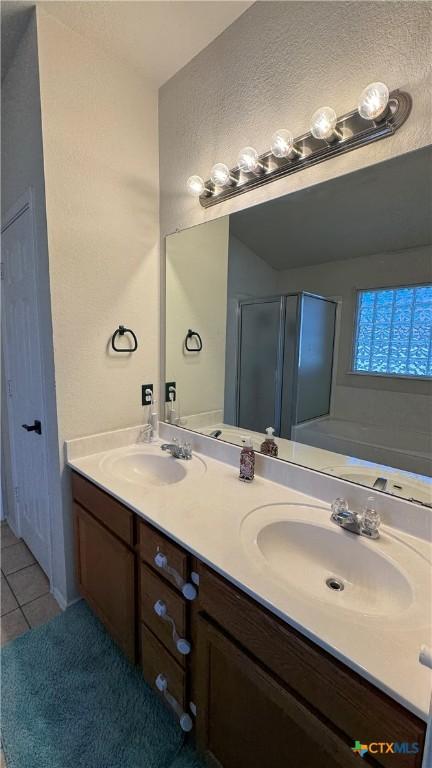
271,129,295,158
186,175,205,197
237,146,261,173
310,106,339,142
210,162,231,187
358,82,389,121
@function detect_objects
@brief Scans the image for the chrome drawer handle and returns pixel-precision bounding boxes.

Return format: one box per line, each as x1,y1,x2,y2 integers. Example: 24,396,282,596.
155,673,193,732
153,552,197,601
153,599,191,655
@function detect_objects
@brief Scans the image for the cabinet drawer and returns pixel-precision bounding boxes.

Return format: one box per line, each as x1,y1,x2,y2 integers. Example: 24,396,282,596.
138,520,189,592
141,623,186,709
198,564,425,768
72,472,133,546
140,563,189,666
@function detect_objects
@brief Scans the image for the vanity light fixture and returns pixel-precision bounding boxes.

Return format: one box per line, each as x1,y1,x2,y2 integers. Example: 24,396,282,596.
270,129,301,160
186,175,208,197
310,106,342,143
210,163,235,188
358,81,390,121
237,146,263,174
187,83,411,208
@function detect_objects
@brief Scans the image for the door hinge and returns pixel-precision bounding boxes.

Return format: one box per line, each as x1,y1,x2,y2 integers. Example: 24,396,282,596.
7,380,13,398
14,486,19,504
0,262,4,280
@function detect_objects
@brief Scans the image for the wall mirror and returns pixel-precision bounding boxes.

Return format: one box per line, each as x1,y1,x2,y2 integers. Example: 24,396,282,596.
164,147,432,505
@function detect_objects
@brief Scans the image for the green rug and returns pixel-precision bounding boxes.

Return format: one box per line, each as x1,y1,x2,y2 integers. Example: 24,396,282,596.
1,601,204,768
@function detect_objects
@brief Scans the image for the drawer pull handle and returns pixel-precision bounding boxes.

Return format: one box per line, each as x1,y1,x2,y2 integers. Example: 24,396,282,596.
155,673,193,732
153,552,197,601
153,600,192,656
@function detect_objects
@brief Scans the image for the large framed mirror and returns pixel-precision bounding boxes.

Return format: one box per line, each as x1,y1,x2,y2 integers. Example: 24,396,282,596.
164,147,432,505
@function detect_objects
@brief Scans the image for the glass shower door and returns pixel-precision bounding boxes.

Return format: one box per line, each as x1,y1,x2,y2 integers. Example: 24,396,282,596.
236,298,284,434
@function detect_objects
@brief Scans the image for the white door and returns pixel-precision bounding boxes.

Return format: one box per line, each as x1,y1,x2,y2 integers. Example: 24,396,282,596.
2,196,52,576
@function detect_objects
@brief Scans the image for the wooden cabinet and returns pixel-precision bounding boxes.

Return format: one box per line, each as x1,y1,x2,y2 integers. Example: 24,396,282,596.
196,616,362,768
72,471,426,767
196,564,425,768
74,503,136,662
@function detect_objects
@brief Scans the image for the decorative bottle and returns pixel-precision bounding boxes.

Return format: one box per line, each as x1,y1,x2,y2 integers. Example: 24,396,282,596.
239,438,255,482
260,427,278,457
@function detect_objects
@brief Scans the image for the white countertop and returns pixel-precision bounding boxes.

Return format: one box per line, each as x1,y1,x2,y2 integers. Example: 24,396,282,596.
67,429,432,722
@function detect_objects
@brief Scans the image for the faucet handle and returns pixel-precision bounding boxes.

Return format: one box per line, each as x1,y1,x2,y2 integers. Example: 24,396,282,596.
182,441,192,460
360,496,381,538
331,497,351,523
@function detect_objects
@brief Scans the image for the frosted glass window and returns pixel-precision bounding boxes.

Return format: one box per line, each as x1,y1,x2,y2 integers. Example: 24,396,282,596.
353,285,432,377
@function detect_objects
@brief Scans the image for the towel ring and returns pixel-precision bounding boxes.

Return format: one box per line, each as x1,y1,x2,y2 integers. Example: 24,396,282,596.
185,329,203,352
111,325,138,353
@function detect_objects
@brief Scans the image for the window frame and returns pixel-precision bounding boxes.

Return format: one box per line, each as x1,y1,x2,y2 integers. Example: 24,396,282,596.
350,281,432,381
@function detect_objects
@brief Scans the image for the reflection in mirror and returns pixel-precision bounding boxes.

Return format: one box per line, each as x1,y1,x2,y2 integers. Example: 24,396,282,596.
165,147,432,505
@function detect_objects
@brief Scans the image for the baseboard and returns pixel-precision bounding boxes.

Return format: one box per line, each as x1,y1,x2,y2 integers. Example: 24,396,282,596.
51,587,82,612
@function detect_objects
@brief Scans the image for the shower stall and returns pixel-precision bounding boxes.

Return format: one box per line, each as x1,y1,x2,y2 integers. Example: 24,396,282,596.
233,292,337,438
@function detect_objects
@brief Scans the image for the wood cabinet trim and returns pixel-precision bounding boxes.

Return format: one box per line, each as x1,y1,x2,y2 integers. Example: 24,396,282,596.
197,564,425,768
72,471,134,546
196,615,367,768
140,563,188,666
74,503,136,662
138,519,190,591
140,622,187,709
73,475,425,768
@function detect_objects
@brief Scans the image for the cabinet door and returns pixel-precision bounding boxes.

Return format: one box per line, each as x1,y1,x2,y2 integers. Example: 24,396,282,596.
74,503,136,663
196,617,364,768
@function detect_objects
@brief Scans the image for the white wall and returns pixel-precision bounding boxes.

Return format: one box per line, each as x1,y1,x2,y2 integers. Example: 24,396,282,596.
29,9,160,604
166,217,229,418
159,1,431,238
1,13,67,597
37,9,160,441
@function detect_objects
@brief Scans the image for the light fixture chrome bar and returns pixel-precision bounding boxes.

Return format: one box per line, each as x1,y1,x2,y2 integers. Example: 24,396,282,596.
199,90,411,208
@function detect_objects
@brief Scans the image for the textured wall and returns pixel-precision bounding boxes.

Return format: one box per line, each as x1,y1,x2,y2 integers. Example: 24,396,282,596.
37,9,160,441
159,1,432,238
166,216,229,419
35,9,160,603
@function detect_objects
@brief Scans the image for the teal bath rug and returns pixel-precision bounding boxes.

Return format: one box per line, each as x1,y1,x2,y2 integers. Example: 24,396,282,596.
1,601,204,768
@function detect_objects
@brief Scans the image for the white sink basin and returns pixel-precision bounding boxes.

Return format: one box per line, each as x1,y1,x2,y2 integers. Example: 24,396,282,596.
241,504,430,623
99,445,206,488
322,465,432,506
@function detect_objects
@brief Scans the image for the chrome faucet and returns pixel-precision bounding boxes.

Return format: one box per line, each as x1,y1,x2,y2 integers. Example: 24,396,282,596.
161,438,192,460
330,497,381,539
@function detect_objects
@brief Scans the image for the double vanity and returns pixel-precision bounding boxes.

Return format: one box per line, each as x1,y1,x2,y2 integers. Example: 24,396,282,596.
67,424,431,768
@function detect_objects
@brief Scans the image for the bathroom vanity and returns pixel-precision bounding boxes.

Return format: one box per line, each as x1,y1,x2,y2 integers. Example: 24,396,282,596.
69,434,430,768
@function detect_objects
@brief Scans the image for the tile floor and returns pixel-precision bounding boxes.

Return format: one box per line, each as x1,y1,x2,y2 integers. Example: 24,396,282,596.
1,521,61,646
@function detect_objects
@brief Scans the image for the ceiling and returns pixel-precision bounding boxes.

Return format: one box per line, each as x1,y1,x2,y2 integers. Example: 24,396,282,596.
230,147,432,271
1,1,253,85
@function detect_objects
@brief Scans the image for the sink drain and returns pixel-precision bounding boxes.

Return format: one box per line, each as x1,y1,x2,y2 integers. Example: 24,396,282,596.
326,577,345,592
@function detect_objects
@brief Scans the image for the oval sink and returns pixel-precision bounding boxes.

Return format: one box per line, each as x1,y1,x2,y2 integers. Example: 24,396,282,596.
241,504,429,621
100,445,206,488
322,465,432,505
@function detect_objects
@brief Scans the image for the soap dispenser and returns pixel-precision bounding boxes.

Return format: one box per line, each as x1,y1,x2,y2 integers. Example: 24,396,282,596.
239,438,255,482
260,427,278,458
